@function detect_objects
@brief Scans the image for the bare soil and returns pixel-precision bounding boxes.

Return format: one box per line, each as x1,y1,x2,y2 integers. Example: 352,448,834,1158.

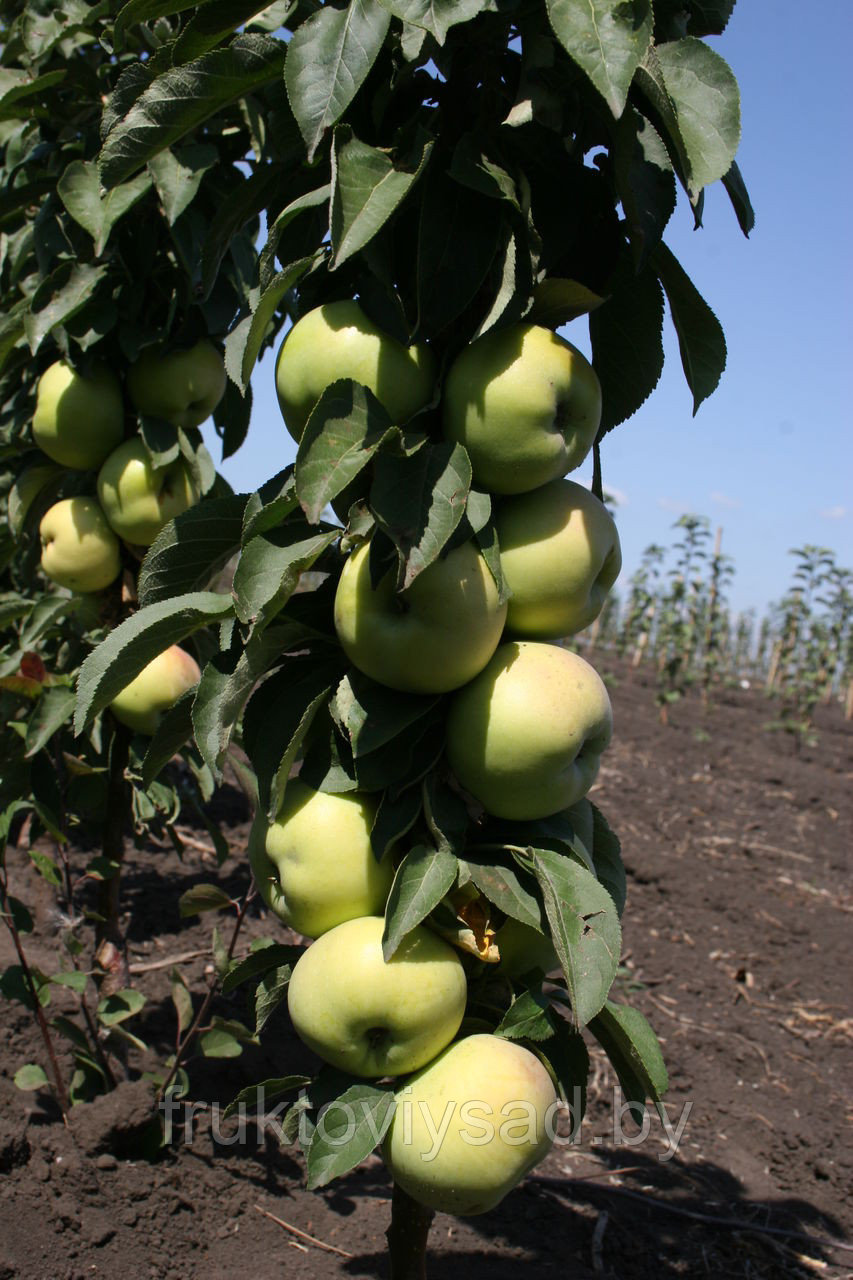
1,662,851,1280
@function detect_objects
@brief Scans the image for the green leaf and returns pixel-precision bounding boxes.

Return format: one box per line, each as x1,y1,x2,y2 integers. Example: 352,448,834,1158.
255,964,293,1034
0,69,66,119
295,381,397,524
371,786,422,860
473,220,535,338
225,254,317,394
241,469,298,544
651,240,726,415
199,1027,243,1058
546,0,652,117
422,776,468,856
51,971,89,994
613,109,676,268
330,126,433,268
224,1074,310,1121
97,989,146,1026
589,804,626,917
589,258,664,435
201,164,281,300
222,943,301,995
25,262,108,354
170,967,194,1034
25,686,76,758
147,143,217,224
537,1014,590,1110
496,990,553,1041
371,441,472,589
465,855,543,932
232,525,337,625
57,161,153,255
332,672,439,759
532,850,621,1027
636,39,740,199
382,844,458,961
74,591,232,734
14,1064,49,1091
722,160,755,238
138,496,248,607
28,848,63,888
260,184,331,290
173,0,284,63
179,883,233,916
415,167,502,337
141,688,195,787
284,0,391,161
113,0,203,50
306,1083,395,1188
7,898,34,935
589,1000,668,1121
99,35,287,188
377,0,488,44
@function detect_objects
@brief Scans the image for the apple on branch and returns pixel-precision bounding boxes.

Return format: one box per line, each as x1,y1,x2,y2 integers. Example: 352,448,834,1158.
334,539,507,695
287,915,467,1078
383,1033,557,1215
249,780,393,938
496,478,622,638
442,323,602,494
275,300,436,442
109,645,201,735
446,641,613,820
32,360,125,470
127,339,226,429
97,438,200,546
39,497,122,594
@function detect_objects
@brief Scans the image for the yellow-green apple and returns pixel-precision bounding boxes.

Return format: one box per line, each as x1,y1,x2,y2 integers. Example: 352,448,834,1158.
287,915,467,1078
249,780,394,938
333,539,507,694
496,478,621,638
442,324,601,494
446,641,612,820
383,1033,557,1215
109,644,201,735
39,497,121,593
32,360,124,470
97,438,200,545
275,300,436,442
127,339,226,429
493,917,557,977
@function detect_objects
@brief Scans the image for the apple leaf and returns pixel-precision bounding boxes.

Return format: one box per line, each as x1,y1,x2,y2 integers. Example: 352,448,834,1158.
14,1064,49,1092
147,143,217,224
179,883,234,916
349,712,445,794
371,786,422,861
285,1,391,162
589,256,664,436
222,944,302,996
332,672,439,759
546,0,652,118
330,126,433,269
651,240,726,415
588,804,627,917
415,167,503,337
241,469,298,544
464,855,544,932
201,164,281,300
532,850,621,1028
496,990,554,1042
377,0,489,44
722,160,755,238
225,254,319,395
223,1074,311,1122
535,1014,590,1112
74,592,233,735
113,0,204,51
370,441,472,590
138,496,248,607
589,1000,668,1122
57,160,153,255
232,524,338,625
473,221,535,339
97,989,146,1026
295,381,398,524
306,1083,396,1189
382,844,458,961
24,686,76,758
254,965,294,1035
24,262,108,354
141,688,195,787
170,967,194,1035
99,35,287,188
260,184,331,291
172,0,284,64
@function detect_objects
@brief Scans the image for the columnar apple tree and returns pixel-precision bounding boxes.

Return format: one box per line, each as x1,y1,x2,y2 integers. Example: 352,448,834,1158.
1,0,749,1270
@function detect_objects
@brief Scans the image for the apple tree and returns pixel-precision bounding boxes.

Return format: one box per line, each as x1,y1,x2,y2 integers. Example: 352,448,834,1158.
2,0,749,1272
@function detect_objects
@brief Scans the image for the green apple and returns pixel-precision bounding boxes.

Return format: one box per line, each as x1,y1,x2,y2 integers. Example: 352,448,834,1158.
287,915,467,1078
442,324,602,494
109,644,201,735
249,780,394,938
275,300,436,442
97,438,200,545
383,1033,557,1215
32,360,125,470
334,539,507,695
496,478,622,638
446,641,612,820
127,339,226,429
39,497,122,594
493,917,557,978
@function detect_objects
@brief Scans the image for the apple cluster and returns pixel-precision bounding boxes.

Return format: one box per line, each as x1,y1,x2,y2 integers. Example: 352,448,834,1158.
252,303,624,1214
27,342,226,732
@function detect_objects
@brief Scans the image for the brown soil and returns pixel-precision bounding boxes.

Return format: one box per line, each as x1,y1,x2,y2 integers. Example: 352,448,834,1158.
1,662,851,1280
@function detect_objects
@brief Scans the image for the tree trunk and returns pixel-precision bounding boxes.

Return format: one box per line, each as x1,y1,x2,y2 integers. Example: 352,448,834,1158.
386,1184,434,1280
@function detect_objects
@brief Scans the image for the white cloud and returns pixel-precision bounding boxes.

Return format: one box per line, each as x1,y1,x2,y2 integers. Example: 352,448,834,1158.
603,485,628,508
657,497,689,514
819,505,847,520
710,491,741,509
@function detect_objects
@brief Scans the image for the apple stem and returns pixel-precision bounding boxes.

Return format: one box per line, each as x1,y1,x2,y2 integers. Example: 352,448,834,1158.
386,1183,434,1280
94,722,132,1001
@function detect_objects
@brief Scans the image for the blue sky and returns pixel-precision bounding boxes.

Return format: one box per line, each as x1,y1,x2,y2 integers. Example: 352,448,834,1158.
203,0,853,620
